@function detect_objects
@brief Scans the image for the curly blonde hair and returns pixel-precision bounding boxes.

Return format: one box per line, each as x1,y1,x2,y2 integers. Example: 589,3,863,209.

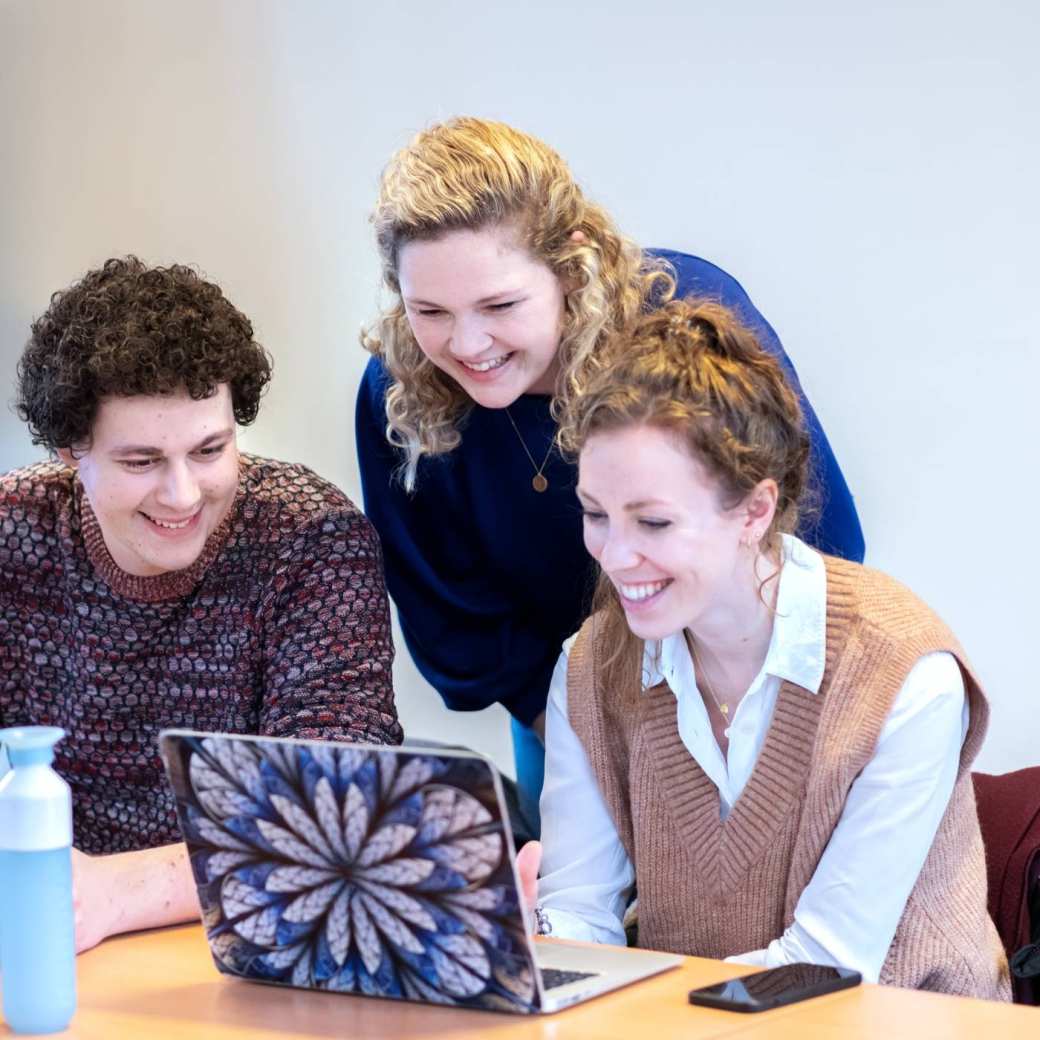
362,117,672,489
559,298,811,694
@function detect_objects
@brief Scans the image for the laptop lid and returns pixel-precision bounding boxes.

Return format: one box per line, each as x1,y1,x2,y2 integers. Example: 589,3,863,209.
159,729,547,1014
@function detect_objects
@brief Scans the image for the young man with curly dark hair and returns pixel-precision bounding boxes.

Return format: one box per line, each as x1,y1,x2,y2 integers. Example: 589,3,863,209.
1,257,402,952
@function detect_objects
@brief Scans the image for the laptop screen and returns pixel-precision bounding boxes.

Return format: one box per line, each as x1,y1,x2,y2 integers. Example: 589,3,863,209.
160,731,540,1013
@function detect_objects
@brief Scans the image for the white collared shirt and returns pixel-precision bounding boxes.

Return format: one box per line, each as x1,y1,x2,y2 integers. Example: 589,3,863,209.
537,535,968,983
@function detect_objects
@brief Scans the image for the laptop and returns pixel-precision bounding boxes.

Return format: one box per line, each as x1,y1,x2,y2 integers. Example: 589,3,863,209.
158,729,681,1014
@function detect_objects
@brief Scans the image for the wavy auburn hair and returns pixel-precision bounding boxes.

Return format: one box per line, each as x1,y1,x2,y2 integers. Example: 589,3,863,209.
362,116,672,489
559,298,812,695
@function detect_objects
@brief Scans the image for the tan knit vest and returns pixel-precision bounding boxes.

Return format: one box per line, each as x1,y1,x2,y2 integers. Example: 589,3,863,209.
567,555,1011,999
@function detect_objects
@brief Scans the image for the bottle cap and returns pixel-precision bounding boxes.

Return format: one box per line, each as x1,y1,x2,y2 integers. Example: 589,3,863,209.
0,726,73,851
0,726,65,767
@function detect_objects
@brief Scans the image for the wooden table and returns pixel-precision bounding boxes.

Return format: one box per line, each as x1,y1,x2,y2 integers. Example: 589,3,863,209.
3,925,1035,1039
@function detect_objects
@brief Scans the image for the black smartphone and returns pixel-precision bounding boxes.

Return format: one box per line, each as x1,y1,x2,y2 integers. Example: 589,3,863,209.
688,963,862,1013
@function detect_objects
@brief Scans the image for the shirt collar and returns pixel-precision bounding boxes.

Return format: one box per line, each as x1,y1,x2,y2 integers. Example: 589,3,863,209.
645,533,827,696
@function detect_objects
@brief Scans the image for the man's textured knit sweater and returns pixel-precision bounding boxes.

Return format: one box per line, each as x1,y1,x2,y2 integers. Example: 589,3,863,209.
567,555,1010,999
0,455,402,854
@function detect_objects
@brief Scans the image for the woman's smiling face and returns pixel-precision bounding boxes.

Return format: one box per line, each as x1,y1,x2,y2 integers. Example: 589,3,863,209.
397,224,566,408
578,423,759,642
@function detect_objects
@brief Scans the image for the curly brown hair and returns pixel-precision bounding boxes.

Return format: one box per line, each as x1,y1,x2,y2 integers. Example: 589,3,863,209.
17,256,272,450
560,297,812,695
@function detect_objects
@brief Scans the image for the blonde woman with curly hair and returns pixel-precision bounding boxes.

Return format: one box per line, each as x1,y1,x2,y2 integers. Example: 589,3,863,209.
356,118,864,832
516,298,1008,999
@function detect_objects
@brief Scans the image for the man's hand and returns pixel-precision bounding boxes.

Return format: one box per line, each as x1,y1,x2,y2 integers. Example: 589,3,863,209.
516,839,542,933
70,843,200,954
71,848,119,953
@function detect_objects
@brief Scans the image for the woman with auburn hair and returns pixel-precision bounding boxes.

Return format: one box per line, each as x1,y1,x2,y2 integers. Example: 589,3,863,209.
514,298,1008,997
356,117,864,831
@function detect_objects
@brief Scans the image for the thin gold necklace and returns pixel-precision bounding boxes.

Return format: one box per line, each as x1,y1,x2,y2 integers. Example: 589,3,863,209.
504,408,554,493
685,631,730,718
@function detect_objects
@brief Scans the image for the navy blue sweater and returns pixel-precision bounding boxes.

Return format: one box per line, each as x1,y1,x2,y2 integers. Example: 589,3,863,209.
356,251,865,725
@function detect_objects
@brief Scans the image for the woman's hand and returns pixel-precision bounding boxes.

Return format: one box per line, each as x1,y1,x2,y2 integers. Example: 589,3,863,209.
530,711,546,743
516,839,542,932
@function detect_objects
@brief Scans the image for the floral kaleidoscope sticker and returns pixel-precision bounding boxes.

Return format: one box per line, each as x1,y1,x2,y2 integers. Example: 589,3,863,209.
162,734,539,1013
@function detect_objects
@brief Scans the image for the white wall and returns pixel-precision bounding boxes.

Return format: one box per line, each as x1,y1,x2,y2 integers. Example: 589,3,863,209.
1,0,1036,775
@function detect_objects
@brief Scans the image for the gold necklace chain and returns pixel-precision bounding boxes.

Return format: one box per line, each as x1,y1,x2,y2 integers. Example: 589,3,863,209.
504,408,555,493
684,630,730,719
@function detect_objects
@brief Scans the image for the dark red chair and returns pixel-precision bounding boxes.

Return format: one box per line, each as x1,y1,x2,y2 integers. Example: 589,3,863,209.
973,768,1040,1004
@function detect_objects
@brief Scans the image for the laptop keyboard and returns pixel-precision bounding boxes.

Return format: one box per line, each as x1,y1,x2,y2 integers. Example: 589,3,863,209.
541,968,600,990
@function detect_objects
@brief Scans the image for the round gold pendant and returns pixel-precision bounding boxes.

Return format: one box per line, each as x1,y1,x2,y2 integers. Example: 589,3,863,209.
720,704,729,716
532,473,549,493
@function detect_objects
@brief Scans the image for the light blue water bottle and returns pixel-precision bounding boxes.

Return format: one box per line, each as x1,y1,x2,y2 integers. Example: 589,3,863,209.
0,726,76,1034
